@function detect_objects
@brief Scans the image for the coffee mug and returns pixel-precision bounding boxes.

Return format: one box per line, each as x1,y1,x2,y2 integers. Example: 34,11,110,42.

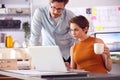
94,43,104,54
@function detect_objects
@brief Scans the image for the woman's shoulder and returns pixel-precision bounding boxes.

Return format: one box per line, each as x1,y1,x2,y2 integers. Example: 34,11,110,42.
88,36,104,43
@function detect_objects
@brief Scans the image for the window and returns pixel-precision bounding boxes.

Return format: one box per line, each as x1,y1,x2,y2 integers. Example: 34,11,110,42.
94,32,120,52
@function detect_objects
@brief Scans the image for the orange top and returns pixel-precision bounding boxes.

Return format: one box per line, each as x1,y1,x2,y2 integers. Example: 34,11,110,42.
72,36,107,73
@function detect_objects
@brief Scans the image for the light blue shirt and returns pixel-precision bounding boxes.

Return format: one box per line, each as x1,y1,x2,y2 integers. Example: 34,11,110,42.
30,6,75,60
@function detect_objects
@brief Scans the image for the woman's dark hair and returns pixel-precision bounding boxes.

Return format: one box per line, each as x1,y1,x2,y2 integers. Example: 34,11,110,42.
69,15,89,30
50,0,69,5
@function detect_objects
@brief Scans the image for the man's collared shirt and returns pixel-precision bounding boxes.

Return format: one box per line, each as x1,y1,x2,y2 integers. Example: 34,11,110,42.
30,6,75,60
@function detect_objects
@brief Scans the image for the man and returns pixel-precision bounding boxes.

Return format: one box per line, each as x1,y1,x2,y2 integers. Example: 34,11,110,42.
30,0,75,63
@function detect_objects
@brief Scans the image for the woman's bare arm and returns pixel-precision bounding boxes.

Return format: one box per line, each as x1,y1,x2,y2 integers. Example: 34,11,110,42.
95,38,112,71
70,45,77,69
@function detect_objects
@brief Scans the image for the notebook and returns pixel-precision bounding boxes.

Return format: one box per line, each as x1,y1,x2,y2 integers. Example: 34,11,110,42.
28,46,67,72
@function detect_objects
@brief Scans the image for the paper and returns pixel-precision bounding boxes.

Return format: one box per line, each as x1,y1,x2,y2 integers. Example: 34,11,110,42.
92,7,97,16
118,6,120,11
95,26,104,31
91,16,96,20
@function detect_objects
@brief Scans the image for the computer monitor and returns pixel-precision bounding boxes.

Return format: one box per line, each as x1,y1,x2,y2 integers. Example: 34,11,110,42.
94,32,120,53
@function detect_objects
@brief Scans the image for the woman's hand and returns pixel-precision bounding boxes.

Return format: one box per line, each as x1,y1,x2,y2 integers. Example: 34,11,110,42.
64,62,71,70
102,46,112,71
103,46,110,57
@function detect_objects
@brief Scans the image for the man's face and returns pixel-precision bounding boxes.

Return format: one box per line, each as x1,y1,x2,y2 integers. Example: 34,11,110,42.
50,2,65,18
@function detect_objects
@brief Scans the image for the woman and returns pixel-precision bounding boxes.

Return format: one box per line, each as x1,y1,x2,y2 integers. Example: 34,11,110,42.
69,15,112,73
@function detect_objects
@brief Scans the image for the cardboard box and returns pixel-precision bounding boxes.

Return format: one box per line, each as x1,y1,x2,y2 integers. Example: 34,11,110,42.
0,59,17,70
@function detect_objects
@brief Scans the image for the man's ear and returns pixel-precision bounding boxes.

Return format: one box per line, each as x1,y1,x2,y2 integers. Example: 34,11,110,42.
49,2,51,6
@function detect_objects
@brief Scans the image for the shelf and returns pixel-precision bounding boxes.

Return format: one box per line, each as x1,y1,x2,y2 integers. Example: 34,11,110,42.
0,29,23,31
0,8,31,16
0,14,30,16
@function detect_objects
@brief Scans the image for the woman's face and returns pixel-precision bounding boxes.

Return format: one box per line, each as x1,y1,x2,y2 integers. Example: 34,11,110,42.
50,2,64,18
70,23,86,39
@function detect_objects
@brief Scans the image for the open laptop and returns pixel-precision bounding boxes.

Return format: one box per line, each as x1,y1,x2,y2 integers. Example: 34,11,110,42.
27,46,87,78
28,46,67,72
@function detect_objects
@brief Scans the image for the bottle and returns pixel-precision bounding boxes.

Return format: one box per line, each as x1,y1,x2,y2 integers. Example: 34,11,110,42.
0,33,6,48
1,4,6,8
6,35,14,48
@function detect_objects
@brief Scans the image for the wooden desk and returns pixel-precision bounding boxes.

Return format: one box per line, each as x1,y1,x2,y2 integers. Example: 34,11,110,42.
0,74,21,80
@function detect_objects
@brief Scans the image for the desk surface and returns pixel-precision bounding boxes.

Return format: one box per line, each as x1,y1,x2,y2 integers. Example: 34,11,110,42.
0,74,22,80
0,70,120,80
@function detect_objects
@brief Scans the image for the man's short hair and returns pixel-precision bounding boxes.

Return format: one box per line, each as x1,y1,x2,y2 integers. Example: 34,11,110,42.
50,0,69,5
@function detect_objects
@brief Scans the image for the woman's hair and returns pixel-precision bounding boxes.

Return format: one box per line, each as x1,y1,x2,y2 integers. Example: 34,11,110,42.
69,15,89,30
49,0,69,5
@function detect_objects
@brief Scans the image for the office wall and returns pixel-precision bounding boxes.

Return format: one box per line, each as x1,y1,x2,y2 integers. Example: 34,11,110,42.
66,0,120,7
32,0,120,14
31,0,120,25
69,5,120,33
32,0,120,8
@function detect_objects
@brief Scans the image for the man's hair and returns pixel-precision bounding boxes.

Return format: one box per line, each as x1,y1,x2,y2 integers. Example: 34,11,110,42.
50,0,69,5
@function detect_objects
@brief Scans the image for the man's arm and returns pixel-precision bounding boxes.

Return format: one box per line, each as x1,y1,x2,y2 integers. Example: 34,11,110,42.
30,8,42,46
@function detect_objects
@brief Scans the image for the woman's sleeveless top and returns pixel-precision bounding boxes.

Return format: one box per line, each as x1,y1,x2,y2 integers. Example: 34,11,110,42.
72,36,107,73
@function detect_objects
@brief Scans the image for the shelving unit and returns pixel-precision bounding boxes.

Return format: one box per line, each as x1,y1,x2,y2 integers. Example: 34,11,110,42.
0,0,31,22
0,0,32,45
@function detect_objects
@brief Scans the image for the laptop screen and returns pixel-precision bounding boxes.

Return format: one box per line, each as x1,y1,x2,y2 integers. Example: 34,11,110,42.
28,46,67,72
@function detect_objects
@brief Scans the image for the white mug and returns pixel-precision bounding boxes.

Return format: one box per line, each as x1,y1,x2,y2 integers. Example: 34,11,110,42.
94,43,104,54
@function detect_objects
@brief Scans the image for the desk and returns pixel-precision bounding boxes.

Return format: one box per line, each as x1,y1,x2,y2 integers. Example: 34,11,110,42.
0,70,120,80
0,74,21,80
32,73,120,80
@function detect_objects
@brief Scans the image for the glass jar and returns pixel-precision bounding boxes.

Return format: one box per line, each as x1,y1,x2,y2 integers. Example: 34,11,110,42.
6,35,14,48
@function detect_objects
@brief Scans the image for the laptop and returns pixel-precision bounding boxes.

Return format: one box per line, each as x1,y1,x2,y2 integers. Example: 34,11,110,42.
27,46,87,78
28,46,67,72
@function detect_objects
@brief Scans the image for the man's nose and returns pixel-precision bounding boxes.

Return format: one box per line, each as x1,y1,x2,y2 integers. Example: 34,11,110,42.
54,10,59,13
